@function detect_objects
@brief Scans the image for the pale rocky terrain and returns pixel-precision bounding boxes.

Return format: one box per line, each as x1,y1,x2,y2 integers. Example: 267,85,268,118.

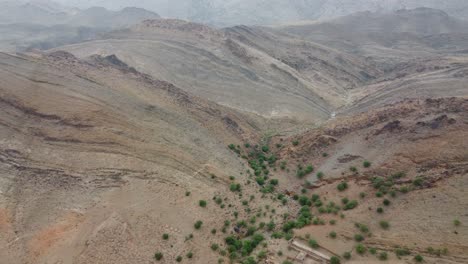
0,6,467,264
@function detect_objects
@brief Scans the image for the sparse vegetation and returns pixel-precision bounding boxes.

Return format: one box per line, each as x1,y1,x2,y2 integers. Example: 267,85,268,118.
330,256,341,264
454,219,461,226
363,160,372,168
162,233,169,240
354,234,364,242
292,140,299,146
308,239,319,249
199,200,207,207
379,252,388,260
356,244,367,255
337,182,348,191
194,220,203,229
343,252,351,260
330,231,337,238
414,255,424,262
154,252,163,261
379,221,390,230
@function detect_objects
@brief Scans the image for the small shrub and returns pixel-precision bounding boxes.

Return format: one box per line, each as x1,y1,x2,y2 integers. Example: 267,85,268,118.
414,255,424,262
316,171,324,179
185,191,191,196
262,146,269,152
343,252,351,259
350,166,358,173
230,183,241,192
211,243,219,251
363,161,372,168
322,153,328,157
379,221,390,230
292,140,299,146
383,199,391,206
154,252,163,261
377,207,384,214
176,256,182,262
308,239,319,249
395,248,411,257
329,231,337,238
344,200,358,210
194,220,203,229
330,219,336,225
199,200,207,207
370,248,377,255
359,224,369,233
186,252,193,258
337,182,348,191
356,244,367,255
330,256,341,264
360,192,366,198
379,252,388,260
354,234,365,242
454,219,461,226
162,233,169,240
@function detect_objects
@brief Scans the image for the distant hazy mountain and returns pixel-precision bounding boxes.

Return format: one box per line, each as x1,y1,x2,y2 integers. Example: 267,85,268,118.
48,0,468,26
0,1,160,52
0,1,160,28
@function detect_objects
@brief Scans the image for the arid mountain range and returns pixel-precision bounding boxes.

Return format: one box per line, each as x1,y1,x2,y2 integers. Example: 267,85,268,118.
0,3,467,264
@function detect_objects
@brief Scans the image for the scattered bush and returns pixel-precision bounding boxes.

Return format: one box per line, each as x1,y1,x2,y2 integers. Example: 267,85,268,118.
369,248,377,255
350,166,358,173
194,220,203,229
377,207,384,214
316,171,324,179
379,252,388,261
360,192,366,198
199,200,207,207
162,233,169,240
185,191,191,196
292,140,299,146
356,244,367,255
176,256,182,262
230,183,241,192
344,200,358,210
379,221,390,230
359,224,369,233
454,219,461,226
414,255,424,262
211,243,219,251
337,182,348,191
308,239,319,249
383,199,391,206
363,161,372,168
186,252,193,258
330,231,337,238
343,252,351,259
262,146,269,153
330,256,341,264
154,252,163,261
354,234,365,242
395,248,411,257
